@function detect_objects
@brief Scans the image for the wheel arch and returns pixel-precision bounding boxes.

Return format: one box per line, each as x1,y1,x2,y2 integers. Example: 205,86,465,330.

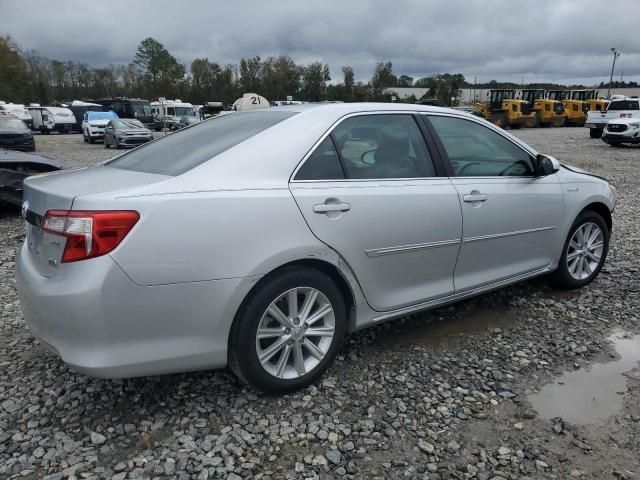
580,201,612,233
233,258,358,332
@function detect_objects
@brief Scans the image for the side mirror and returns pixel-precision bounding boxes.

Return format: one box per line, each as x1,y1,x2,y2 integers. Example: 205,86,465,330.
536,154,560,176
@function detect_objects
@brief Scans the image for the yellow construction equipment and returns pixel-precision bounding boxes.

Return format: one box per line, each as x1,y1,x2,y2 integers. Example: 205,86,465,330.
570,89,609,112
473,89,535,129
546,90,588,126
519,89,565,127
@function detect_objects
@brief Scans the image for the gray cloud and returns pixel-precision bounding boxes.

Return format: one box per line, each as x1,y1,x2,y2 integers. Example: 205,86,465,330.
1,0,638,85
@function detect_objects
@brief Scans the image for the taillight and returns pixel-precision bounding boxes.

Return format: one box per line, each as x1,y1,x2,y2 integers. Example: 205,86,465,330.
42,210,139,263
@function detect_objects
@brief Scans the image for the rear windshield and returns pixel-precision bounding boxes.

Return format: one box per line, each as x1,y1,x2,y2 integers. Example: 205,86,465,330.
108,110,296,176
608,100,639,111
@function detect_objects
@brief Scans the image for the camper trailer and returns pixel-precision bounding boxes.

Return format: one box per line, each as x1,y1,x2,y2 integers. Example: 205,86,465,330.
0,102,33,128
26,106,77,134
150,99,196,130
62,100,103,132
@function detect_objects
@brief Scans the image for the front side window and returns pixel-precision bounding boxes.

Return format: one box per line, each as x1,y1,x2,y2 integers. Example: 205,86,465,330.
428,116,535,177
332,114,435,179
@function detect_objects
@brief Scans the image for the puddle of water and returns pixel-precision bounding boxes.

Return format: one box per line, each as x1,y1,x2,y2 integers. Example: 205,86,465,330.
528,329,640,425
370,302,517,350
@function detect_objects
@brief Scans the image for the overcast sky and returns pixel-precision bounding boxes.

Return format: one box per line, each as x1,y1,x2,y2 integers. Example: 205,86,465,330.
1,0,639,86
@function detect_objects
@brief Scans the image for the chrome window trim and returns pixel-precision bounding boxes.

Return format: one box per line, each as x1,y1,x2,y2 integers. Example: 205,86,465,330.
289,110,443,183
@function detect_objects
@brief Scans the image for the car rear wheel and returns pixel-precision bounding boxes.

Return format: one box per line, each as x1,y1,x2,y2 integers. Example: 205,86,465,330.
104,137,110,149
229,267,347,394
550,210,609,289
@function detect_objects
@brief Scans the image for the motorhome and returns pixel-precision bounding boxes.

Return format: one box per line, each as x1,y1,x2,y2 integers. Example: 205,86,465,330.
93,98,154,129
150,99,196,130
0,102,34,128
26,106,77,133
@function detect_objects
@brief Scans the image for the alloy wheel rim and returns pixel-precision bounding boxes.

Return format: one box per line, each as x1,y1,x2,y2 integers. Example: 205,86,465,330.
256,287,335,380
566,222,604,280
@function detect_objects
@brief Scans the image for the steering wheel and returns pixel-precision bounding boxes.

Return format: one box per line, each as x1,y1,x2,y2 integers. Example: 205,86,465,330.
498,160,531,176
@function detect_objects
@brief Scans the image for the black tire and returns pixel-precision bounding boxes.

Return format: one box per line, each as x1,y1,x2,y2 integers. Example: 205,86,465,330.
104,138,110,149
88,135,94,144
549,210,609,290
115,138,120,149
589,128,602,139
492,112,507,129
229,267,347,394
83,132,88,143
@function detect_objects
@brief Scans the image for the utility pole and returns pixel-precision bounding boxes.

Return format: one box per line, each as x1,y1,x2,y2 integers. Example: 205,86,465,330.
607,48,621,98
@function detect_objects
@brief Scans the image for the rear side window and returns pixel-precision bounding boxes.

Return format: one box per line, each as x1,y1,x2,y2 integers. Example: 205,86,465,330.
608,100,639,111
332,114,436,179
295,136,345,180
108,111,296,175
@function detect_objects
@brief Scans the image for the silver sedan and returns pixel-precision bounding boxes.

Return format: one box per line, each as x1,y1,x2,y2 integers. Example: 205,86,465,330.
16,104,616,393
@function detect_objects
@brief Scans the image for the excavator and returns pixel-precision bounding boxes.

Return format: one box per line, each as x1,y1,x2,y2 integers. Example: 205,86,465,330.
519,89,565,127
570,89,609,112
546,90,588,126
473,89,535,129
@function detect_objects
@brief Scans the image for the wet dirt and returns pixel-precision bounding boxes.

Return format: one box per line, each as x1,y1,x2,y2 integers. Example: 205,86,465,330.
364,299,518,352
528,329,640,425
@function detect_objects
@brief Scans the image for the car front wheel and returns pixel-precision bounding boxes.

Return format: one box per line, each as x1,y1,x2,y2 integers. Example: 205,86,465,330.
229,267,347,394
550,210,609,289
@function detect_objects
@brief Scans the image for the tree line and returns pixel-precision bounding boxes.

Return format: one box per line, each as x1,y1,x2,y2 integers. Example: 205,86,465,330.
1,35,607,108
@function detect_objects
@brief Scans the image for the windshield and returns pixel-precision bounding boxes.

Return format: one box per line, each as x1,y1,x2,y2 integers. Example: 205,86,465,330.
88,111,117,121
116,120,145,129
131,103,151,118
175,106,194,117
108,110,296,176
0,117,27,129
607,100,639,111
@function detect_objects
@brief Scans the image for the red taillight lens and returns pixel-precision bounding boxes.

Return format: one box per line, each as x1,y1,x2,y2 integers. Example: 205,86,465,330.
42,210,140,263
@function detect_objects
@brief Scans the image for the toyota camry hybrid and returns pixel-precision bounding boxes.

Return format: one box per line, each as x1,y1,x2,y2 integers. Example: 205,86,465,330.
16,103,616,393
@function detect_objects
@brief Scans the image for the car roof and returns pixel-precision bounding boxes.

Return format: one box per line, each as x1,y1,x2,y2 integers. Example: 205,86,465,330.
262,102,462,116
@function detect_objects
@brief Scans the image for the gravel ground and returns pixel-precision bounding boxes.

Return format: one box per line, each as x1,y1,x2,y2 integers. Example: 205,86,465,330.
1,127,639,480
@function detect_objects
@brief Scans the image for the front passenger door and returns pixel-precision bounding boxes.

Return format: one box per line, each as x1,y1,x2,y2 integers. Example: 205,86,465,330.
425,114,564,292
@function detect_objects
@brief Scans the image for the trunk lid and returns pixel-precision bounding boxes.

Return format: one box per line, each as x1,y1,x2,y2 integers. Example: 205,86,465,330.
22,165,169,277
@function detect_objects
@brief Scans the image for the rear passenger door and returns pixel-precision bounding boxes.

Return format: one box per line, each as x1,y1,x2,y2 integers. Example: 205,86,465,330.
424,114,564,292
290,113,462,312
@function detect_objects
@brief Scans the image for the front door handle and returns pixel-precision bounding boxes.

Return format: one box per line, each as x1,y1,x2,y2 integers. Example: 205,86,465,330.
313,202,351,214
463,192,488,203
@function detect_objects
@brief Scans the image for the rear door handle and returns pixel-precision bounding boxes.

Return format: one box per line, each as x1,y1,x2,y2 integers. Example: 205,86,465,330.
313,202,351,213
463,193,488,203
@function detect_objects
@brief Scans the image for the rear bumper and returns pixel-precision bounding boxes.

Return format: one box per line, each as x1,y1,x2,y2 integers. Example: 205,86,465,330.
16,242,251,378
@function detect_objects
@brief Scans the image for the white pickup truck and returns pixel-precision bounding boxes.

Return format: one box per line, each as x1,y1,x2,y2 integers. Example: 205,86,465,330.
585,96,640,138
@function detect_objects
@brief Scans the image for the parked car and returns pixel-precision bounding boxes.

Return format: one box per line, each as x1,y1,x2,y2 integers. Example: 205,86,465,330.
0,115,35,151
601,117,640,147
585,96,640,138
0,102,34,128
16,104,616,393
0,149,62,206
103,119,153,148
82,111,118,143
